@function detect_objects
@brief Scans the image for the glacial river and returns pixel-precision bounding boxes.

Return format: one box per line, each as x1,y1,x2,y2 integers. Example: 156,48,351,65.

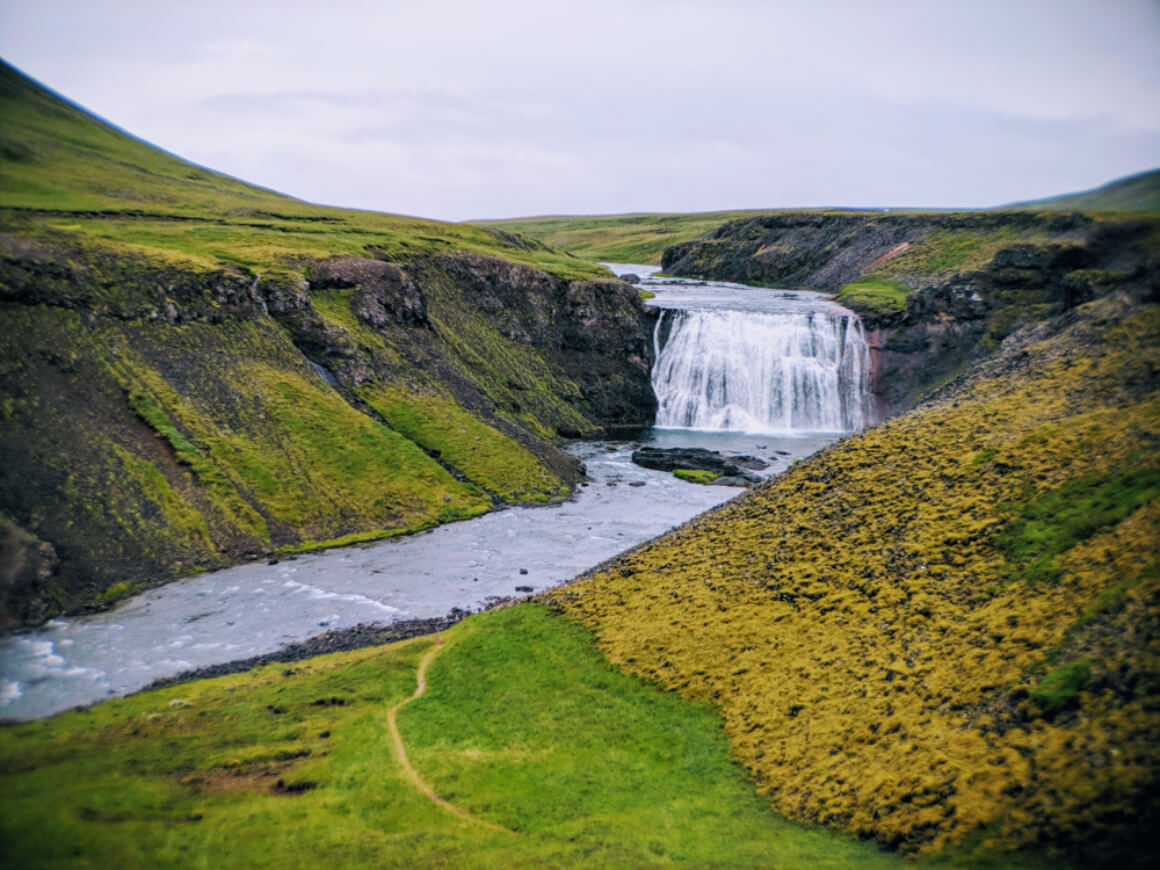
0,267,859,721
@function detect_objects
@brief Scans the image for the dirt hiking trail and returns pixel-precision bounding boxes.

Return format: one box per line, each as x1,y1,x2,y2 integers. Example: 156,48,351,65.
387,635,512,833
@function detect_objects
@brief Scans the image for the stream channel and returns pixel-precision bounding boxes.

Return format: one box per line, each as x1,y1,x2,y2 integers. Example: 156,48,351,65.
0,265,869,720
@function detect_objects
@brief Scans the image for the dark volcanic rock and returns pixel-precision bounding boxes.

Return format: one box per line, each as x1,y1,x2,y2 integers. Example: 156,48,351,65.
729,454,770,471
0,518,58,629
631,447,765,481
307,256,429,329
618,273,642,284
436,252,658,427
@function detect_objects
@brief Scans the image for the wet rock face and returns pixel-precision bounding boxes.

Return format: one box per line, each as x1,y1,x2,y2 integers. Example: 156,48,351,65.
437,252,658,427
559,278,658,426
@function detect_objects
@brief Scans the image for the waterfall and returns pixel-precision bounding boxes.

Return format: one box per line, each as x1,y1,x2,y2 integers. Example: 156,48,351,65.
652,307,872,433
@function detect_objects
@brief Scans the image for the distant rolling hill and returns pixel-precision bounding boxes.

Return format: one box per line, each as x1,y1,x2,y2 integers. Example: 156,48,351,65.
998,169,1160,213
479,171,1160,267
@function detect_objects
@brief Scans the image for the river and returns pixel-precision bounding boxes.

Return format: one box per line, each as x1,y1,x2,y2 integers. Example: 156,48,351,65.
0,266,869,720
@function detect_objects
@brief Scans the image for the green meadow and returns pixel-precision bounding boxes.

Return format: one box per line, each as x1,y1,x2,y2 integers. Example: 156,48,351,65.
1,605,910,868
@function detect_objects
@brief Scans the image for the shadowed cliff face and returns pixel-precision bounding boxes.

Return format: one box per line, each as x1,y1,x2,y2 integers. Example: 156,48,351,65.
0,240,656,626
662,211,1160,414
435,252,657,429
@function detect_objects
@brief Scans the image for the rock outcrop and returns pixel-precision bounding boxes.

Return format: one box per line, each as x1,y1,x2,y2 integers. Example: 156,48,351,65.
435,252,656,427
631,447,764,484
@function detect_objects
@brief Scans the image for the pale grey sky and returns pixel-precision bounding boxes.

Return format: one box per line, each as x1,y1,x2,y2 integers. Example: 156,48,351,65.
2,0,1158,220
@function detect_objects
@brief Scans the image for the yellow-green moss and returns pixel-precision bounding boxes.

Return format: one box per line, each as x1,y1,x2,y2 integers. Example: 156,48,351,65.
361,385,565,503
835,275,912,315
673,468,717,484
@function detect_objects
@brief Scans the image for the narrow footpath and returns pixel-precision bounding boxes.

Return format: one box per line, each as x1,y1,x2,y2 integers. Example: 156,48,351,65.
386,636,513,833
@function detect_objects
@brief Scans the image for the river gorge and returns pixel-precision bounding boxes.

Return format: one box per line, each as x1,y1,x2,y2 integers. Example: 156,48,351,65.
1,267,873,720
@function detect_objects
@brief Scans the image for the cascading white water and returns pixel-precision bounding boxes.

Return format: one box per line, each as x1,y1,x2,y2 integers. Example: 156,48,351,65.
652,306,872,434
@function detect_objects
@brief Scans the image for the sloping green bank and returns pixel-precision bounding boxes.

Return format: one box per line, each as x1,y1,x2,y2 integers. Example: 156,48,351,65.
547,294,1160,865
0,605,913,868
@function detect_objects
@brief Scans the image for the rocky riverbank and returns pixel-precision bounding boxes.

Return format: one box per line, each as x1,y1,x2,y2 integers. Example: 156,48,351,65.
142,611,477,692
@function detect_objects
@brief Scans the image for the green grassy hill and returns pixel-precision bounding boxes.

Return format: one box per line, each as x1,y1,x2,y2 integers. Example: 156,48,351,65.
999,170,1160,213
0,61,595,277
0,61,656,623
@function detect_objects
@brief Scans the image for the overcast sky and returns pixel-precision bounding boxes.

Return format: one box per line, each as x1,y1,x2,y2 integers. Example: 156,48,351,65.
2,0,1158,221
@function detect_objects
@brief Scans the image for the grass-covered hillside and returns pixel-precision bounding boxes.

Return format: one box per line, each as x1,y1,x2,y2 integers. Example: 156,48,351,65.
547,291,1160,865
1001,169,1160,213
0,61,658,624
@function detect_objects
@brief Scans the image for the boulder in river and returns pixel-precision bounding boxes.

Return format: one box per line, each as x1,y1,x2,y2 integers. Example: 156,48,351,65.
631,447,765,483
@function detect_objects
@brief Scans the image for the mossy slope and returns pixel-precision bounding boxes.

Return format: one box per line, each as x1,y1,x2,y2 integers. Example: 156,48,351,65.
0,604,909,868
0,62,656,622
547,294,1160,864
